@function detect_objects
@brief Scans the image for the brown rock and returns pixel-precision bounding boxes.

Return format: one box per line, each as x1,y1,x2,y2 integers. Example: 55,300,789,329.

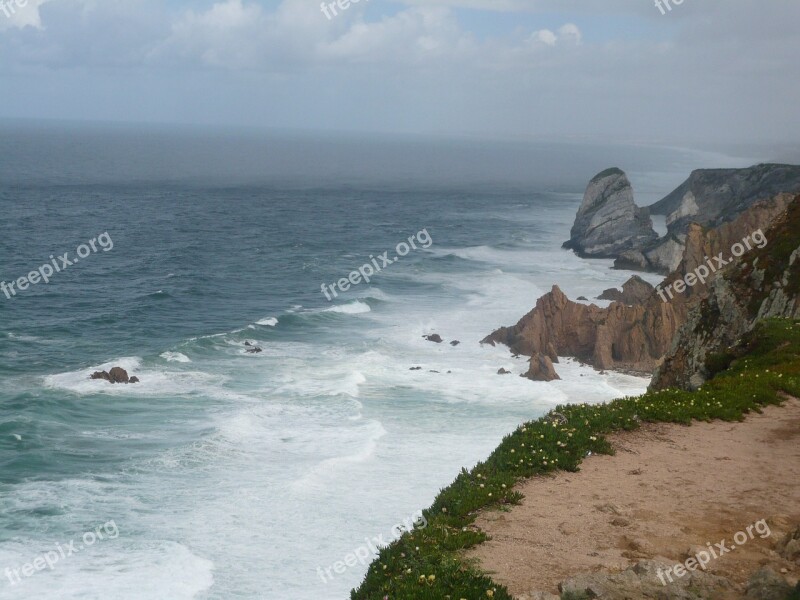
108,367,130,384
89,366,139,384
90,371,111,382
597,275,655,305
523,352,560,381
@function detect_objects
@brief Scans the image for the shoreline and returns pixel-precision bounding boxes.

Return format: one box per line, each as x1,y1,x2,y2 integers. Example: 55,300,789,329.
350,318,800,599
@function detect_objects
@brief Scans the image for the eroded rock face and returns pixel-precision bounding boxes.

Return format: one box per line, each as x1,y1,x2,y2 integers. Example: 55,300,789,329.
619,164,800,274
650,163,800,234
563,168,658,258
488,194,800,382
483,284,686,378
598,275,655,305
651,194,800,390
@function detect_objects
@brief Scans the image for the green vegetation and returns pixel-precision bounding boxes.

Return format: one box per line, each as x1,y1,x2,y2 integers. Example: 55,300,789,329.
789,582,800,600
351,318,800,600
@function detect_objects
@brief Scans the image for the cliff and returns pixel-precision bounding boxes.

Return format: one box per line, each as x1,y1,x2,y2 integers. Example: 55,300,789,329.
485,192,800,381
617,164,800,273
652,193,800,390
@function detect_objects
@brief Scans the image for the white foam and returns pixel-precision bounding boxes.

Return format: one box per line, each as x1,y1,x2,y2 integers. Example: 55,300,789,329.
43,357,228,396
161,351,191,363
256,317,279,326
291,420,387,492
6,332,40,342
322,301,371,314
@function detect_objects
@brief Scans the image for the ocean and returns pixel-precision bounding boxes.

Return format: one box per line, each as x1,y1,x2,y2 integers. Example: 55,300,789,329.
0,123,755,599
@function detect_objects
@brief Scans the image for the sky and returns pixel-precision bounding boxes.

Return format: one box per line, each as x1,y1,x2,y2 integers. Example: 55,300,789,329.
1,0,799,145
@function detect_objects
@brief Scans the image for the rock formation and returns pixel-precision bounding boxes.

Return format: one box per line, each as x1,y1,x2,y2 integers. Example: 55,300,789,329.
90,366,140,384
559,559,736,600
524,353,560,381
563,168,658,258
616,164,800,273
650,163,800,231
488,192,800,382
652,194,800,390
424,334,443,344
483,284,686,379
598,275,655,305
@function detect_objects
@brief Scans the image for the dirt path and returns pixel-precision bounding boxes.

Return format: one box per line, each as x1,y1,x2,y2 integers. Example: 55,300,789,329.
467,398,800,598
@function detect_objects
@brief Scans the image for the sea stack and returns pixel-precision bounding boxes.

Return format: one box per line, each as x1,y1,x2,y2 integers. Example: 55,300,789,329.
563,168,658,258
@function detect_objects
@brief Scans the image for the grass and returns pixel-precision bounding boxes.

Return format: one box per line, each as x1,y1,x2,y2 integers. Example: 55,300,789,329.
351,318,800,600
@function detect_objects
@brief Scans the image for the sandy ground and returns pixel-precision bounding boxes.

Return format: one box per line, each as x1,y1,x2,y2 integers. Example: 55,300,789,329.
467,398,800,598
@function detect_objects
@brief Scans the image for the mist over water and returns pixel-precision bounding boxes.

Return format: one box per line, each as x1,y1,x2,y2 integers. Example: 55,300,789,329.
0,125,755,599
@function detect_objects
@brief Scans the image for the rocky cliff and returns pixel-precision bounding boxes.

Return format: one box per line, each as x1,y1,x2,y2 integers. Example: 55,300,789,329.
652,193,800,390
562,168,658,258
616,164,800,273
487,192,800,382
483,282,687,377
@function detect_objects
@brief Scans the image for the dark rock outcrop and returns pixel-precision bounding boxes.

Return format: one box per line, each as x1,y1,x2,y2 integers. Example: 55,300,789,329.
618,164,800,273
497,368,512,375
778,526,800,562
563,168,658,258
650,163,800,231
559,559,736,599
745,567,793,600
598,275,655,305
90,367,139,384
424,334,444,344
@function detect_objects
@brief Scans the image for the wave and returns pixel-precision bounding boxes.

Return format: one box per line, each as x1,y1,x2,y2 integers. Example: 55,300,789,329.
256,317,278,327
43,357,228,397
291,419,387,492
160,352,191,363
321,301,371,315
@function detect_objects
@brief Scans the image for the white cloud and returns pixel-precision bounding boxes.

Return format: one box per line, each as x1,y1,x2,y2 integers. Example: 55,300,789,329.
557,23,582,45
0,0,798,144
530,29,556,47
0,0,51,30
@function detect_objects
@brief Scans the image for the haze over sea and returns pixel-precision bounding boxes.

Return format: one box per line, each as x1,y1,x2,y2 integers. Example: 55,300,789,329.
0,123,754,599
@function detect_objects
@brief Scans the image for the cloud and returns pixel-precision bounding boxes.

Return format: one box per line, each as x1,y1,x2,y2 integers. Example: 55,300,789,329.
0,0,51,30
0,0,798,144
